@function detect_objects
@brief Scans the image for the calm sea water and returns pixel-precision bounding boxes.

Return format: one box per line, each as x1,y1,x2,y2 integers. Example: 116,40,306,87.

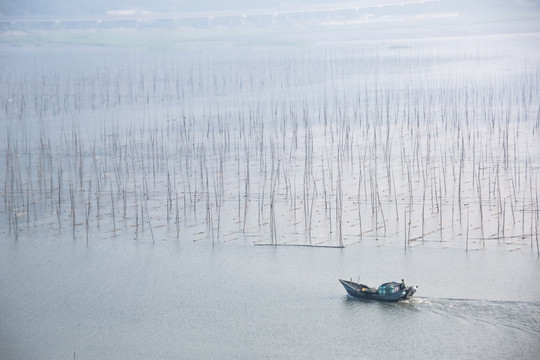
1,33,540,359
1,233,539,360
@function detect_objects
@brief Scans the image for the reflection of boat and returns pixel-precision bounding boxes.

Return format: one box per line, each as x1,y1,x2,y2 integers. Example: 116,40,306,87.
339,279,417,302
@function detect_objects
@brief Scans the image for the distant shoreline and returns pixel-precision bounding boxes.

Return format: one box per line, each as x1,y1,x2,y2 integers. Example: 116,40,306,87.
1,13,540,50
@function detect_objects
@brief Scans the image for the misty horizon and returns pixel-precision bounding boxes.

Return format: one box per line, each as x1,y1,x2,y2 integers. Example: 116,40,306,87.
2,0,539,17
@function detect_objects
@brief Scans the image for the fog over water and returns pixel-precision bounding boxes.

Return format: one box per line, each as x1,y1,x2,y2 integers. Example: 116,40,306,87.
1,1,540,360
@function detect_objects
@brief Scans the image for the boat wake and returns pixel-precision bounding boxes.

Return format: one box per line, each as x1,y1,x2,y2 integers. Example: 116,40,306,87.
413,297,540,335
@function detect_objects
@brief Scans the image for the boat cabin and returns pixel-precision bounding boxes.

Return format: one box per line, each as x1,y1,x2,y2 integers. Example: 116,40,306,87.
378,282,402,295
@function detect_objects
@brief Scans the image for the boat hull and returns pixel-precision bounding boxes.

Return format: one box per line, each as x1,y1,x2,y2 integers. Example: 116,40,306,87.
339,279,416,302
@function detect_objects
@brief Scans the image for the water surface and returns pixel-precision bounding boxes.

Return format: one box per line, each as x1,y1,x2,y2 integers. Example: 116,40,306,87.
1,235,539,359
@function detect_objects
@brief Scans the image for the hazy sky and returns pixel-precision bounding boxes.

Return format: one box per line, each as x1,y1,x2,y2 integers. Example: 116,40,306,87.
2,0,537,16
3,0,306,16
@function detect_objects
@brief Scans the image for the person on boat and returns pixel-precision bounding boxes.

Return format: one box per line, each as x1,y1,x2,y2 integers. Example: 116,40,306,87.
401,279,407,289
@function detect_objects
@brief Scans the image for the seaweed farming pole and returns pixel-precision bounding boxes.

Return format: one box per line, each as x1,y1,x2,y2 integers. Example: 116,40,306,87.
421,168,427,243
23,130,32,228
166,171,172,225
476,165,485,248
242,163,250,233
458,137,464,224
535,186,540,256
407,207,412,247
143,175,155,244
269,181,277,246
109,177,116,234
6,135,20,240
523,191,527,244
85,180,91,244
326,150,334,232
393,168,399,222
70,185,76,239
204,167,214,244
404,209,407,251
356,153,363,239
5,136,14,238
439,169,443,242
466,206,470,252
336,150,344,247
536,101,540,134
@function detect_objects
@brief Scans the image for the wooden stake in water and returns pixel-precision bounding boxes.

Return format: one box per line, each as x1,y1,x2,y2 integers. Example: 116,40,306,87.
466,206,470,252
404,209,407,251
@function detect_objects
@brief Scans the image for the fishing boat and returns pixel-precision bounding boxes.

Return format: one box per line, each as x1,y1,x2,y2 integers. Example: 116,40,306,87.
339,279,417,302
